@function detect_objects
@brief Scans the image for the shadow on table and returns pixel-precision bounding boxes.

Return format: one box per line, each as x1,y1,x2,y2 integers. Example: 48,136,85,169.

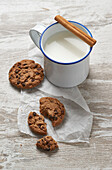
59,141,90,147
9,83,21,92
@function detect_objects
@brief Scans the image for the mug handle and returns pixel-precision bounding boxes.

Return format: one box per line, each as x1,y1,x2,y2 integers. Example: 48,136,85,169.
29,24,46,49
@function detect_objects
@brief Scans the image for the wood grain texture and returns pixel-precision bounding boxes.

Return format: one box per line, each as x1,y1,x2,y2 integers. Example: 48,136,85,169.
0,0,112,169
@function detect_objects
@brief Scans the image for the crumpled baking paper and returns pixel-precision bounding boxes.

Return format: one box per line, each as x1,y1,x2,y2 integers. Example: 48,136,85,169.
18,46,93,143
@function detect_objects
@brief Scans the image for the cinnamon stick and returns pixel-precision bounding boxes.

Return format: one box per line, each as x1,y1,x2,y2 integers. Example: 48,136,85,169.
55,15,96,47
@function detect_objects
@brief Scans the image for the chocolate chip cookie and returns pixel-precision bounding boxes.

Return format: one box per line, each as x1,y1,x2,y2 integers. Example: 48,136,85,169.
28,112,47,135
9,60,44,89
39,97,65,127
36,136,58,151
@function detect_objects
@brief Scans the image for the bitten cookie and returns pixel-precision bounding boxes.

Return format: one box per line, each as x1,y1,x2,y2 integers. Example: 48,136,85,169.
39,97,65,127
28,112,47,135
36,136,58,151
9,59,44,89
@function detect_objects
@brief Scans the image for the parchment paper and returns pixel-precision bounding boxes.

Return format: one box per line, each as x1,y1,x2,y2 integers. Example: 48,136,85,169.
18,46,93,143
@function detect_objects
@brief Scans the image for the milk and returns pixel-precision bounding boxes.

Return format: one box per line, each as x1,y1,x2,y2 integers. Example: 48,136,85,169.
44,31,90,63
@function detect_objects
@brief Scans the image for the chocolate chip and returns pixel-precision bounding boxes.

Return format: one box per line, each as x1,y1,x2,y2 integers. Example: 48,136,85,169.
31,79,35,82
39,117,42,120
33,112,36,116
23,63,27,66
17,81,20,84
46,148,50,151
46,141,48,144
16,75,18,78
50,115,53,119
38,124,41,128
47,143,51,147
27,76,30,79
41,126,44,130
60,115,62,119
36,72,40,75
29,116,32,119
37,68,41,70
34,64,37,68
9,76,12,80
61,110,64,114
54,109,58,114
29,123,32,125
25,66,28,69
37,141,40,143
18,66,21,69
22,83,25,87
53,116,57,121
44,137,46,140
15,69,19,73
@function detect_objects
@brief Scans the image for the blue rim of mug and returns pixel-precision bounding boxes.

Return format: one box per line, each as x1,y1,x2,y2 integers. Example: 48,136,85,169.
39,21,93,65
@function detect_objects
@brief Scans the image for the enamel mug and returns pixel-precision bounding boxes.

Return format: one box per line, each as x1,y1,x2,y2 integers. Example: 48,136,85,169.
29,21,93,88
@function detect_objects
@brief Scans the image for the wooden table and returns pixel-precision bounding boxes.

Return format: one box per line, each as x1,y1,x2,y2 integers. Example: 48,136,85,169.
0,0,112,169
